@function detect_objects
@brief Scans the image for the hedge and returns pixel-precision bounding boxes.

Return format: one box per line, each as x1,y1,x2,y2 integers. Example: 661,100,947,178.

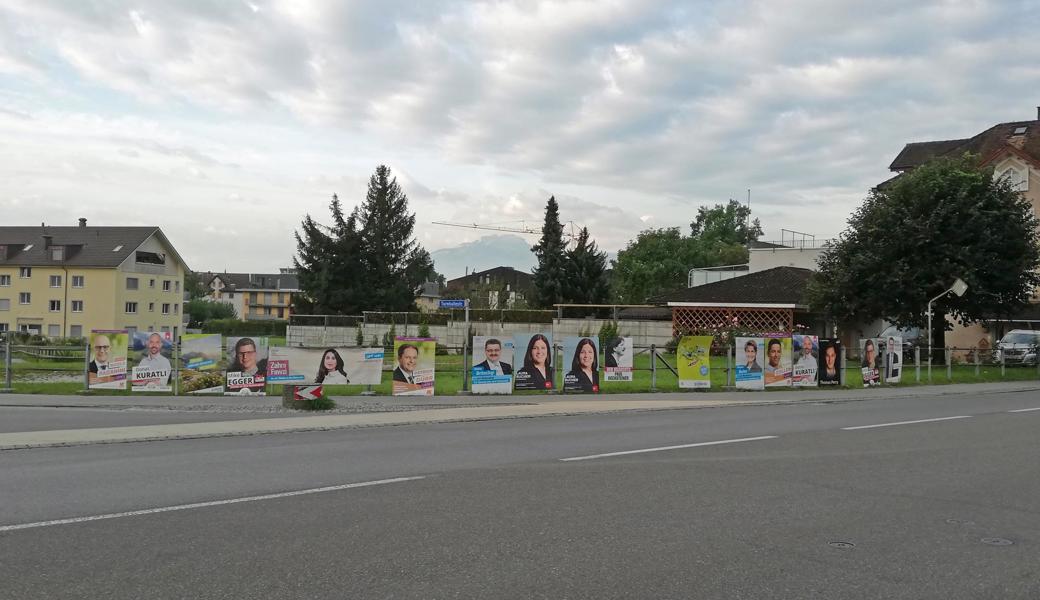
201,319,287,337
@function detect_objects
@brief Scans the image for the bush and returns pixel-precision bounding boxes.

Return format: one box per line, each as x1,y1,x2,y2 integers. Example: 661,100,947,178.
598,321,620,348
299,394,336,411
417,317,431,338
382,323,397,347
355,324,364,347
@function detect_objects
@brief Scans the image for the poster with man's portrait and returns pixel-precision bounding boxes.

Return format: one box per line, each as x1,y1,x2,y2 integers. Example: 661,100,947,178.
131,331,174,392
225,336,269,395
393,337,436,396
735,337,764,390
179,333,223,394
562,337,600,393
470,336,514,395
791,335,819,387
88,329,128,390
860,338,881,387
883,336,902,384
818,339,843,386
603,337,633,382
763,336,792,387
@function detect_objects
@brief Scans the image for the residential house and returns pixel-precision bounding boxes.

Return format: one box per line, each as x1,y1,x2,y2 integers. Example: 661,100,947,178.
446,266,534,309
0,220,187,339
199,268,299,321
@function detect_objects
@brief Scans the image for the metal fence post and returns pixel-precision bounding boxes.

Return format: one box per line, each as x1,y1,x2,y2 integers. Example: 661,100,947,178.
946,347,952,381
915,347,920,383
974,347,980,378
1,338,11,392
727,344,733,387
461,342,470,393
82,338,91,392
1001,349,1006,377
650,343,657,392
173,338,180,396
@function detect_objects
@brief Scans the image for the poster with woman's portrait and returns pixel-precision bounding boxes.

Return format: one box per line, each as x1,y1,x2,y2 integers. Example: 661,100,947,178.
267,347,384,386
392,337,436,396
179,333,223,394
763,336,792,387
677,335,712,389
470,336,514,395
89,329,128,390
791,335,819,387
513,333,554,391
130,331,174,392
603,337,633,382
735,337,764,390
818,339,843,386
563,337,600,393
860,338,881,387
225,336,269,395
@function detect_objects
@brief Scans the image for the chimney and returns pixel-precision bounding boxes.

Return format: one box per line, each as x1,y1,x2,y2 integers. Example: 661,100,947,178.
78,218,87,227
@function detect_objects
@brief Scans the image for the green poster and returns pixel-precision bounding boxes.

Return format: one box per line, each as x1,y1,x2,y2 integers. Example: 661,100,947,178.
677,335,713,389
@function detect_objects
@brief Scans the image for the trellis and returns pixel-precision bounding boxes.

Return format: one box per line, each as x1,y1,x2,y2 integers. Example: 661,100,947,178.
671,306,794,336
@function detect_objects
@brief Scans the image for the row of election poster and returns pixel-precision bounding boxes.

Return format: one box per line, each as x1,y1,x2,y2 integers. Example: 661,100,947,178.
470,335,637,394
860,337,902,387
736,336,845,389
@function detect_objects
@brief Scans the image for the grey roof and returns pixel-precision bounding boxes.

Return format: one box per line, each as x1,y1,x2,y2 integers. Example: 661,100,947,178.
889,119,1040,172
888,139,969,171
201,271,300,291
446,266,534,291
0,226,165,267
655,266,815,306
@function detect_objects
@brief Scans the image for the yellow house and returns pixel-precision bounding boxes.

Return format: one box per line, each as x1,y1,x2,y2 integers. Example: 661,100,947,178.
0,221,188,339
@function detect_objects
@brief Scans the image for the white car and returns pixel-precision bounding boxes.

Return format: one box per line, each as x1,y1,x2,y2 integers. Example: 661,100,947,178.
994,330,1040,365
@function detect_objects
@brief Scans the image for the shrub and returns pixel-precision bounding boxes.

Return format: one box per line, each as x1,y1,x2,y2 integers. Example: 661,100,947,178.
417,317,431,338
355,324,364,347
598,321,620,348
202,319,286,337
382,323,397,347
300,394,336,411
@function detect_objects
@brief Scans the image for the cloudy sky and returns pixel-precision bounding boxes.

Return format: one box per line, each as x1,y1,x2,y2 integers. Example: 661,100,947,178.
2,0,1038,275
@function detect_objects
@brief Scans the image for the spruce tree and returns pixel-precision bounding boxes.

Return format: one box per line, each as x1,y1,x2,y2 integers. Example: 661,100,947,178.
294,194,366,314
531,196,568,308
356,165,434,311
564,226,610,304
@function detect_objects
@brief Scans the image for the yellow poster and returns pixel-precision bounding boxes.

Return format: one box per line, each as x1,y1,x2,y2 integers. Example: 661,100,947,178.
677,335,712,389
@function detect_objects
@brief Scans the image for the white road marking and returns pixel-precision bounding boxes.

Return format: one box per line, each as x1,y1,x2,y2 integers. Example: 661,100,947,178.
559,436,778,462
0,476,426,532
1008,407,1040,413
841,416,972,430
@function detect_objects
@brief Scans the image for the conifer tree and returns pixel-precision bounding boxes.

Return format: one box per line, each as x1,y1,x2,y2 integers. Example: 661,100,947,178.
294,194,366,314
564,227,610,304
531,196,568,308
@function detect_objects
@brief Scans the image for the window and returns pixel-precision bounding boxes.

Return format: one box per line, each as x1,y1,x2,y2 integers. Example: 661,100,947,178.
71,300,83,312
49,300,61,312
0,323,8,333
149,279,155,288
19,267,31,278
126,277,139,290
125,301,138,314
264,292,272,304
160,326,170,333
70,325,82,338
0,275,10,286
174,303,179,314
162,280,171,292
135,251,166,265
50,246,64,261
126,326,137,337
72,275,84,288
148,302,155,312
49,275,62,287
19,292,30,304
0,299,9,311
47,324,60,337
162,303,171,315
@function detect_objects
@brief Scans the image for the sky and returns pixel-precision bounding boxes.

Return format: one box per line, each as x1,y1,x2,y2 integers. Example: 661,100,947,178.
2,0,1039,276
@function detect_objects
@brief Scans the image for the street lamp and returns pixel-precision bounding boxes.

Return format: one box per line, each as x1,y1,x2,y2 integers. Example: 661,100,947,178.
927,278,968,381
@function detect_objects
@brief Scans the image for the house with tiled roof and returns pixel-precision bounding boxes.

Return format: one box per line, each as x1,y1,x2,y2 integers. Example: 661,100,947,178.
197,269,299,321
0,219,188,338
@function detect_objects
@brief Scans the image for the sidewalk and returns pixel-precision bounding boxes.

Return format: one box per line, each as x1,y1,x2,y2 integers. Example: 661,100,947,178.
1,381,1037,450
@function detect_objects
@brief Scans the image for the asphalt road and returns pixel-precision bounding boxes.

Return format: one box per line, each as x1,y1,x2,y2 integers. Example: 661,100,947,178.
0,405,307,432
1,389,1038,599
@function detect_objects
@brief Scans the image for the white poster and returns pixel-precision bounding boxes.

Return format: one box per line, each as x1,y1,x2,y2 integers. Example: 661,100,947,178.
603,337,633,382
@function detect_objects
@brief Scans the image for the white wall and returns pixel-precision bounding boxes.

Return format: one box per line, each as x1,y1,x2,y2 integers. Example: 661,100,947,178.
749,247,822,272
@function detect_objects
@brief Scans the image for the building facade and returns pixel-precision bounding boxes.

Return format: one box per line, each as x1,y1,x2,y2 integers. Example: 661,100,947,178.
0,222,187,339
199,269,299,321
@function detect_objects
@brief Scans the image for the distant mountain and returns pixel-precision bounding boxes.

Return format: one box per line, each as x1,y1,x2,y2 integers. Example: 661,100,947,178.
431,234,536,280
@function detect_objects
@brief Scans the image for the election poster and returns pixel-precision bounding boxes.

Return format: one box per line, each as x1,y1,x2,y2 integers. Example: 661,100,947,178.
179,333,223,394
677,335,712,389
735,337,764,390
88,329,128,390
267,346,384,386
225,336,269,395
392,337,436,396
882,336,902,384
470,336,514,395
791,335,819,387
513,332,555,391
603,336,633,382
563,337,600,393
860,338,881,387
763,336,793,387
818,339,843,386
130,331,174,392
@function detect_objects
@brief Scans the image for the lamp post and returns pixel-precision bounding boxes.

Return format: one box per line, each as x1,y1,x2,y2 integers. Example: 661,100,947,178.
927,278,968,381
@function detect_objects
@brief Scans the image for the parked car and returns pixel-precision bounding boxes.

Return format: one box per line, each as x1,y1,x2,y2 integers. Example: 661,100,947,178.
994,330,1040,366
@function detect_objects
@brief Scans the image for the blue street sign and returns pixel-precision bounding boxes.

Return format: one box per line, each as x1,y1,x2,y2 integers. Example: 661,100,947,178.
439,299,467,309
